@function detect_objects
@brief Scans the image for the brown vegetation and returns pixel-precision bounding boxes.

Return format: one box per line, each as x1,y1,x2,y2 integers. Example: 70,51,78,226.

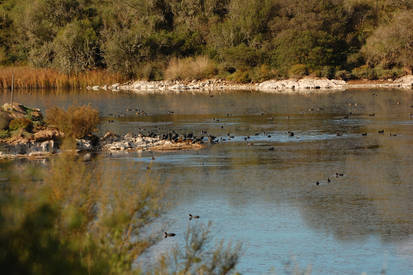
0,66,127,90
164,56,218,80
45,105,99,139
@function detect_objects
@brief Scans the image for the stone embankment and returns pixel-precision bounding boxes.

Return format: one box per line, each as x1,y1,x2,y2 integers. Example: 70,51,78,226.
87,75,413,93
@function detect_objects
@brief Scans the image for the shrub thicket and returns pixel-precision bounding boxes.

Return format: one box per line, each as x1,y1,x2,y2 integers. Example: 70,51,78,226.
0,0,411,81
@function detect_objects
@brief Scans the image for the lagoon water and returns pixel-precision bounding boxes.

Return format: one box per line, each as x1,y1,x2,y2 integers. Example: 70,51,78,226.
2,89,413,274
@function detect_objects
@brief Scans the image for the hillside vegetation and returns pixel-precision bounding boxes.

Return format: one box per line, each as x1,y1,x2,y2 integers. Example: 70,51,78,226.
0,0,412,82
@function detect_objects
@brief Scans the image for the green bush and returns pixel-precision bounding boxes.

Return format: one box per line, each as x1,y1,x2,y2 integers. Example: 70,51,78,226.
53,20,99,74
374,66,406,80
352,65,377,80
288,64,308,78
335,70,352,81
8,118,33,132
249,65,277,82
221,44,261,69
227,70,252,83
0,129,10,139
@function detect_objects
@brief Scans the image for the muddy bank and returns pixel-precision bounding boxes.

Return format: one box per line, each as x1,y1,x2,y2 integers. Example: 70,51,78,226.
87,75,413,93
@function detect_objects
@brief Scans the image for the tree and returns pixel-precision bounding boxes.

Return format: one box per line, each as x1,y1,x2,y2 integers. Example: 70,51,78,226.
362,10,413,72
53,20,100,73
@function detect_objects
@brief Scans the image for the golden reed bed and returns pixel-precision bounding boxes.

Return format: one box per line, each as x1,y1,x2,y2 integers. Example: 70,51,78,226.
0,66,127,90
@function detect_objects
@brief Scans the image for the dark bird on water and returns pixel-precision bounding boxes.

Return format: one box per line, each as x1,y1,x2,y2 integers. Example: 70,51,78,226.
189,214,200,220
378,130,384,134
164,232,176,238
288,131,295,137
316,181,320,186
328,178,331,183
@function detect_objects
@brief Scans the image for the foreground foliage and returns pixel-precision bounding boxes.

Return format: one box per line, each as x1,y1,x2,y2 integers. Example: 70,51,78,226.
0,152,242,274
0,105,242,274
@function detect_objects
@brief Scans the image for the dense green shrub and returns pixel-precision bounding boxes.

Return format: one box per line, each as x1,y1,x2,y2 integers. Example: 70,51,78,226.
250,64,278,82
8,118,33,132
0,129,10,139
352,65,377,80
53,20,100,74
335,70,352,81
374,66,406,80
227,70,251,83
288,64,308,79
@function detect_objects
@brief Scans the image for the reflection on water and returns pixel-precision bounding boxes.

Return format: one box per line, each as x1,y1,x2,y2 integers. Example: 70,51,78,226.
1,89,413,274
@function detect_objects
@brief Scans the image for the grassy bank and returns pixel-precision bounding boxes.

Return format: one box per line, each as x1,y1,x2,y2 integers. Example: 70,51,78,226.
0,67,127,90
0,61,409,91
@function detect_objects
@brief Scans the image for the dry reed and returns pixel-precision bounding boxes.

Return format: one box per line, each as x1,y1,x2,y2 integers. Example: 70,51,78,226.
164,56,218,80
0,66,127,90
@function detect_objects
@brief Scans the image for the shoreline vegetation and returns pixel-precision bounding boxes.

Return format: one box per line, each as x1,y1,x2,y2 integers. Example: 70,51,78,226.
0,66,412,93
0,66,127,90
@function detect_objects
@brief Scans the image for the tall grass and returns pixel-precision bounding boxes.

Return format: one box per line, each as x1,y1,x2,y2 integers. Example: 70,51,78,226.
0,66,127,90
164,56,218,80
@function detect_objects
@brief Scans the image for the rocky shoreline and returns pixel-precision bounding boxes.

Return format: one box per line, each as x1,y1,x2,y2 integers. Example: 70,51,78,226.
0,132,206,160
87,75,413,93
0,103,206,160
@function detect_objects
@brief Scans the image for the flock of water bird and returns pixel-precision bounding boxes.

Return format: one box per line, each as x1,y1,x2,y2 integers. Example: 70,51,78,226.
164,214,200,238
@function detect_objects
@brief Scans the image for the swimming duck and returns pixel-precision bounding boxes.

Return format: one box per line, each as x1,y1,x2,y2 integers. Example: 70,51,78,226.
189,214,200,220
164,232,176,238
